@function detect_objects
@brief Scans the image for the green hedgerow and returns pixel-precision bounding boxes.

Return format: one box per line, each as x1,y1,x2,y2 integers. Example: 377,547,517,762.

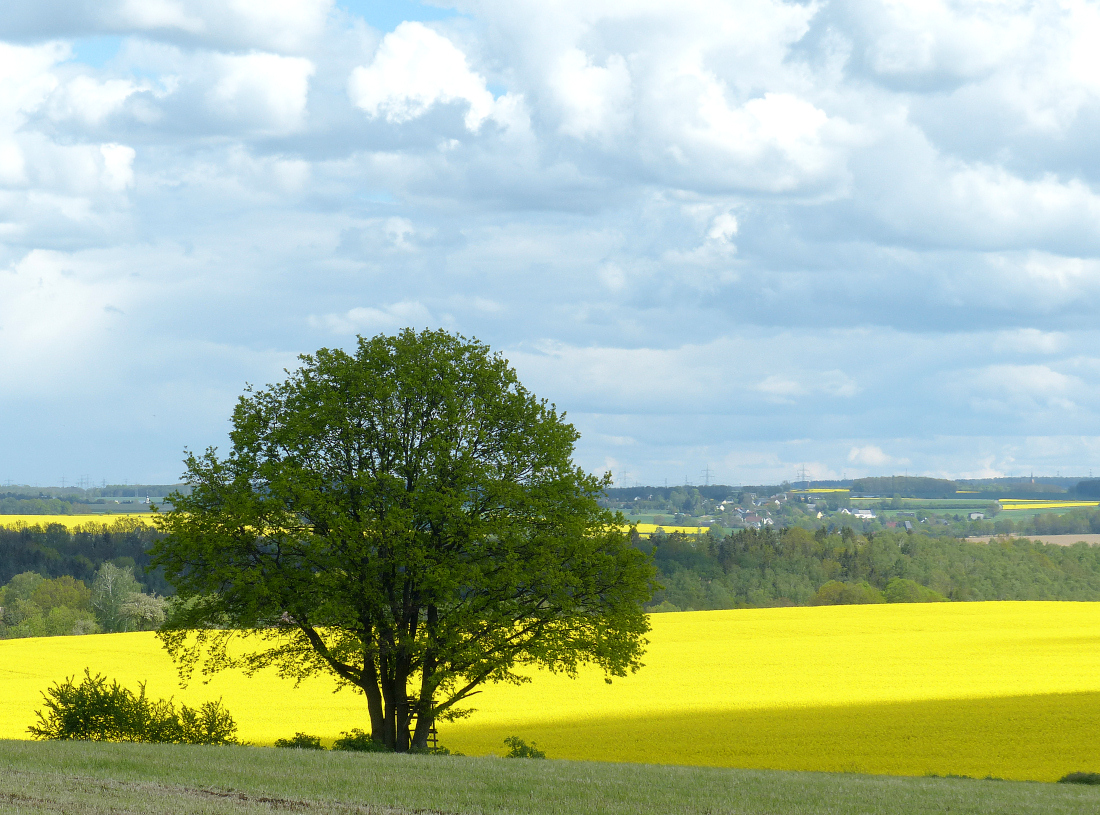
28,669,237,745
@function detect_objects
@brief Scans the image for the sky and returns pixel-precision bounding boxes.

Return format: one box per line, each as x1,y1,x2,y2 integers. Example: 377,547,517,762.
2,0,1100,488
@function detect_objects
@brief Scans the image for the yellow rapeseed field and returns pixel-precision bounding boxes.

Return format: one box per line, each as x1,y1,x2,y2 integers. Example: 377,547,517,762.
999,500,1100,510
0,514,154,530
2,602,1100,781
630,523,708,535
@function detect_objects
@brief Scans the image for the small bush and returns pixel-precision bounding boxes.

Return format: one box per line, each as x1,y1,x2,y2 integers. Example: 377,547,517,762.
503,736,546,759
274,733,324,750
646,600,682,613
29,669,237,745
1059,771,1100,785
332,729,389,752
884,578,947,603
811,580,886,605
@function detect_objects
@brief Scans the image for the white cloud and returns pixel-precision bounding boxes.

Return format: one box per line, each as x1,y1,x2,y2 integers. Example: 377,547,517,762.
349,22,519,132
991,329,1067,355
0,250,133,392
105,0,333,52
115,0,204,34
5,0,1100,484
757,375,805,399
206,52,315,133
309,301,434,335
847,445,897,468
45,75,145,126
550,49,632,140
99,143,135,191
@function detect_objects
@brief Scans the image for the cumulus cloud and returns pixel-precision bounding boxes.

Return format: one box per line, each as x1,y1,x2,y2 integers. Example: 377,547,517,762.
205,52,315,133
349,22,519,132
310,300,434,335
847,445,898,468
4,0,1100,484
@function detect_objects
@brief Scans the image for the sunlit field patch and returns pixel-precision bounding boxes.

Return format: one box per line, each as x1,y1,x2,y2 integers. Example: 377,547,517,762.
631,523,708,535
999,500,1100,510
0,514,154,529
3,603,1100,780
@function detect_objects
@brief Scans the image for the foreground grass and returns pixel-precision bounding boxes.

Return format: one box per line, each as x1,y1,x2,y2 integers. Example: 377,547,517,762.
2,740,1099,815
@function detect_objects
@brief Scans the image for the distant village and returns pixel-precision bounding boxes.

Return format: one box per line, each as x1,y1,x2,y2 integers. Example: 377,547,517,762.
601,475,1099,538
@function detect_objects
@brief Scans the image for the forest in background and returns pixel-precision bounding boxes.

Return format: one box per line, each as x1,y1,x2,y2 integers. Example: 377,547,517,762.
641,524,1100,612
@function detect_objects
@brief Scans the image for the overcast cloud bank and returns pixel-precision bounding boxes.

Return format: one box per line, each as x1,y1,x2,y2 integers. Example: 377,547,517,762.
1,0,1099,486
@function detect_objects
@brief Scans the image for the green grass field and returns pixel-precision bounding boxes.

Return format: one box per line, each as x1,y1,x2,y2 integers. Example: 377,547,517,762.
1,740,1098,815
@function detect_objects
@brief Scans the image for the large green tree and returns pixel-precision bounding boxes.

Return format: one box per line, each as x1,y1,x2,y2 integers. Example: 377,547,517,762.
152,329,656,751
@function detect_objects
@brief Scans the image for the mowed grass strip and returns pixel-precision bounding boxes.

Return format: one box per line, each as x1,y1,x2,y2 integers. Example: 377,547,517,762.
2,740,1100,815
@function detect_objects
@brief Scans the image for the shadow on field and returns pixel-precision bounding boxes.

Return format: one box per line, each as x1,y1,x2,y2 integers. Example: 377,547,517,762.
448,690,1100,781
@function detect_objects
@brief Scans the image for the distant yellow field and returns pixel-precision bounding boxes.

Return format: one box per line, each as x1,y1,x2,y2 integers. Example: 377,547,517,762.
0,514,155,529
3,602,1100,780
999,500,1100,510
630,523,708,535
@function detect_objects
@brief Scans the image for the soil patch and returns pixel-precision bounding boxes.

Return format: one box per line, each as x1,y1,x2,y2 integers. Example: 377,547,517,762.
966,534,1100,546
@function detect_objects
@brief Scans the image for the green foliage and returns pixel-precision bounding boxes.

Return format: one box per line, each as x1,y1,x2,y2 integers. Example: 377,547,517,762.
811,581,885,605
332,728,390,752
0,565,166,639
0,520,171,593
884,577,947,603
274,733,324,750
0,496,74,514
1059,772,1100,785
29,669,237,745
850,477,958,497
0,573,99,638
503,736,546,759
90,563,166,633
153,329,656,753
31,575,92,612
644,526,1100,611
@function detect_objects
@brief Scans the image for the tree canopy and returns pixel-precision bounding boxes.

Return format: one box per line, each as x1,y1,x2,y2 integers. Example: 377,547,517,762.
152,329,656,751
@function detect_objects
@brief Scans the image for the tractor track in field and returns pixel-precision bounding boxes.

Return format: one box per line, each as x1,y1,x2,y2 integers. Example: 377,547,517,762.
0,769,458,815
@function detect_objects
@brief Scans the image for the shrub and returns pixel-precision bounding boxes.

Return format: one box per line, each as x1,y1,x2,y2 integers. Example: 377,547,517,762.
1059,771,1100,785
503,736,546,759
332,728,390,752
274,733,324,749
28,669,238,745
811,580,886,605
884,577,948,604
646,600,682,613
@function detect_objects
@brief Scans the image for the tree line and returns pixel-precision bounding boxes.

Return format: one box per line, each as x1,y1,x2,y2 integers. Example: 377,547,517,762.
643,526,1100,611
0,519,171,594
0,496,75,514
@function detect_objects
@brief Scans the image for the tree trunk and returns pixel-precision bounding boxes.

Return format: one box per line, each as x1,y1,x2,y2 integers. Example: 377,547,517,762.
380,660,412,751
362,659,386,747
410,704,433,750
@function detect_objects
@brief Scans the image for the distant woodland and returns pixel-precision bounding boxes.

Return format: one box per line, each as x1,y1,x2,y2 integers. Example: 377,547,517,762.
4,511,1100,636
642,524,1100,612
0,521,170,595
0,485,185,515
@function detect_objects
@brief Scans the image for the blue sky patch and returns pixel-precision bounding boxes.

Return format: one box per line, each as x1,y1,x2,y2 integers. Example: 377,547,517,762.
70,36,124,68
339,0,457,32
